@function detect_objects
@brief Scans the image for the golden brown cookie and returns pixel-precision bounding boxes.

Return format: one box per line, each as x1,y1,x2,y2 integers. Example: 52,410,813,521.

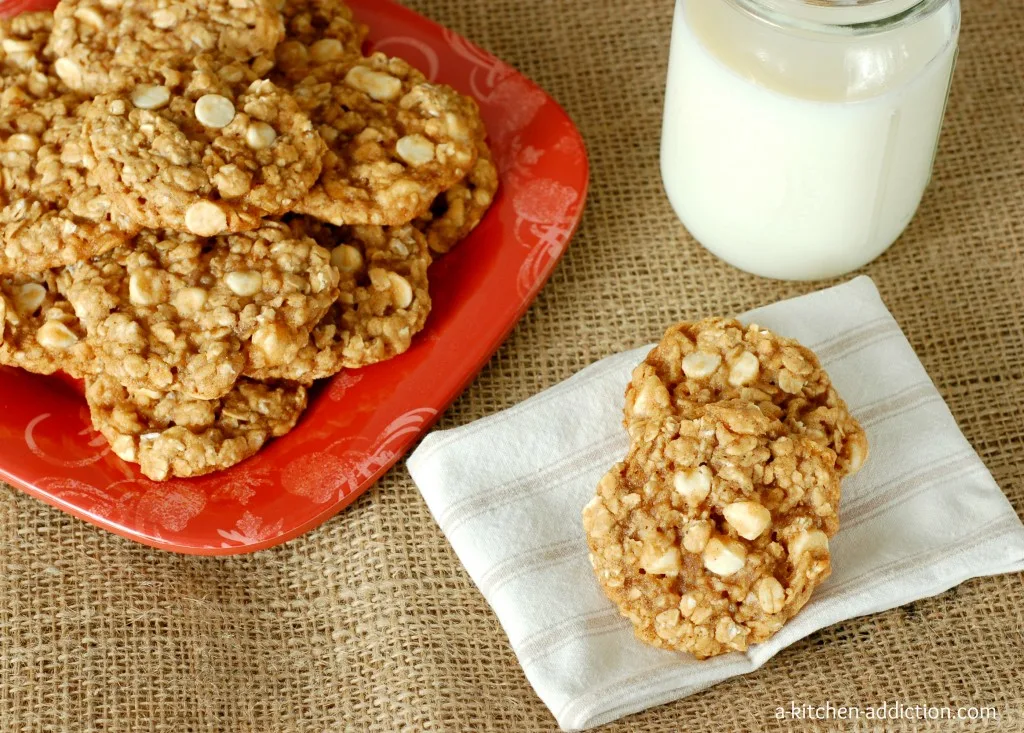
0,269,96,378
87,374,307,481
48,0,284,94
625,319,868,477
248,219,431,383
274,0,367,83
60,223,339,400
83,59,325,236
416,140,498,255
1,92,138,275
584,400,840,659
289,53,482,226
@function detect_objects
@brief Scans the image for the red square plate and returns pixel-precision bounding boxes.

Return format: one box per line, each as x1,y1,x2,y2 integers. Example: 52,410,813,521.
0,0,589,554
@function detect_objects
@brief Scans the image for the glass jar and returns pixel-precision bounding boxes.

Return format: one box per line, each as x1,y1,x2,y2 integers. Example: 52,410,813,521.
660,0,960,280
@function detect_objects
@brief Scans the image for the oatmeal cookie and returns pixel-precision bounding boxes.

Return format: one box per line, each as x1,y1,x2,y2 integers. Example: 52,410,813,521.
415,140,498,254
624,319,868,477
1,88,138,275
0,269,96,378
584,400,840,659
60,222,339,400
48,0,284,94
289,53,482,226
274,0,367,83
248,219,431,383
83,60,325,236
87,373,307,481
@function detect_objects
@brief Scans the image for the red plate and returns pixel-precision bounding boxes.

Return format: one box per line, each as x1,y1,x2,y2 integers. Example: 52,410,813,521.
0,0,589,554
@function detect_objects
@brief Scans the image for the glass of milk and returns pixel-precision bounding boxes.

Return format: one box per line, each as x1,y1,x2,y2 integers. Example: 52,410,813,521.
661,0,960,280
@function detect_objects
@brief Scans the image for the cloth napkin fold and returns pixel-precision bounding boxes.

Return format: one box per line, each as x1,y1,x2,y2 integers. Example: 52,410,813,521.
406,276,1024,731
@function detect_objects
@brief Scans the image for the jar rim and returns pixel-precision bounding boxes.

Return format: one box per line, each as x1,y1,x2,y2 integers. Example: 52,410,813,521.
728,0,956,35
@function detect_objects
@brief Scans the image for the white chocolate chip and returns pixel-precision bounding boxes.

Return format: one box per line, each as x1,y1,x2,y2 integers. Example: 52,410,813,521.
128,269,159,306
723,501,772,541
6,133,39,153
395,134,436,166
73,6,105,29
252,322,289,365
13,283,46,314
151,8,177,28
131,84,170,110
387,272,414,308
639,544,682,576
1,39,34,55
330,244,363,273
111,435,137,462
309,38,344,64
36,321,78,350
224,271,263,297
245,121,277,150
184,201,227,236
682,351,722,379
194,94,236,129
631,376,670,418
673,465,712,504
788,529,829,559
53,58,83,89
344,65,402,102
845,438,867,476
703,537,747,577
172,287,208,315
757,577,786,614
728,351,760,386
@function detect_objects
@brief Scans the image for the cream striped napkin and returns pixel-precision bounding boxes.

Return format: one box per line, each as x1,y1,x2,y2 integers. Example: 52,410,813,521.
407,276,1024,731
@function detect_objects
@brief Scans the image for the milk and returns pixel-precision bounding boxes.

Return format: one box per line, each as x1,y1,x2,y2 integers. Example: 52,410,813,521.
661,0,959,280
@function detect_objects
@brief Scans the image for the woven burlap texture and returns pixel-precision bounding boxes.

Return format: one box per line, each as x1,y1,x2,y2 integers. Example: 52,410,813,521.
2,0,1022,730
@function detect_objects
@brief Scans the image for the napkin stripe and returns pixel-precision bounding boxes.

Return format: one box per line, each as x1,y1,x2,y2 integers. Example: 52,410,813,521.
856,382,939,425
438,434,625,535
559,655,750,727
517,608,629,668
477,538,581,597
411,357,638,465
841,450,976,520
813,515,1018,602
508,449,982,667
811,317,901,364
560,515,1019,728
813,316,897,364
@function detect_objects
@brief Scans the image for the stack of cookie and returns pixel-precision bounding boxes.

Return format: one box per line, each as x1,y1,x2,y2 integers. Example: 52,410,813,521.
0,1,497,480
583,319,868,659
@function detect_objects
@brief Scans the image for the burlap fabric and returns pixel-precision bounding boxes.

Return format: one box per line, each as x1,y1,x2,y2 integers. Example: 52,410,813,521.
1,0,1021,730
